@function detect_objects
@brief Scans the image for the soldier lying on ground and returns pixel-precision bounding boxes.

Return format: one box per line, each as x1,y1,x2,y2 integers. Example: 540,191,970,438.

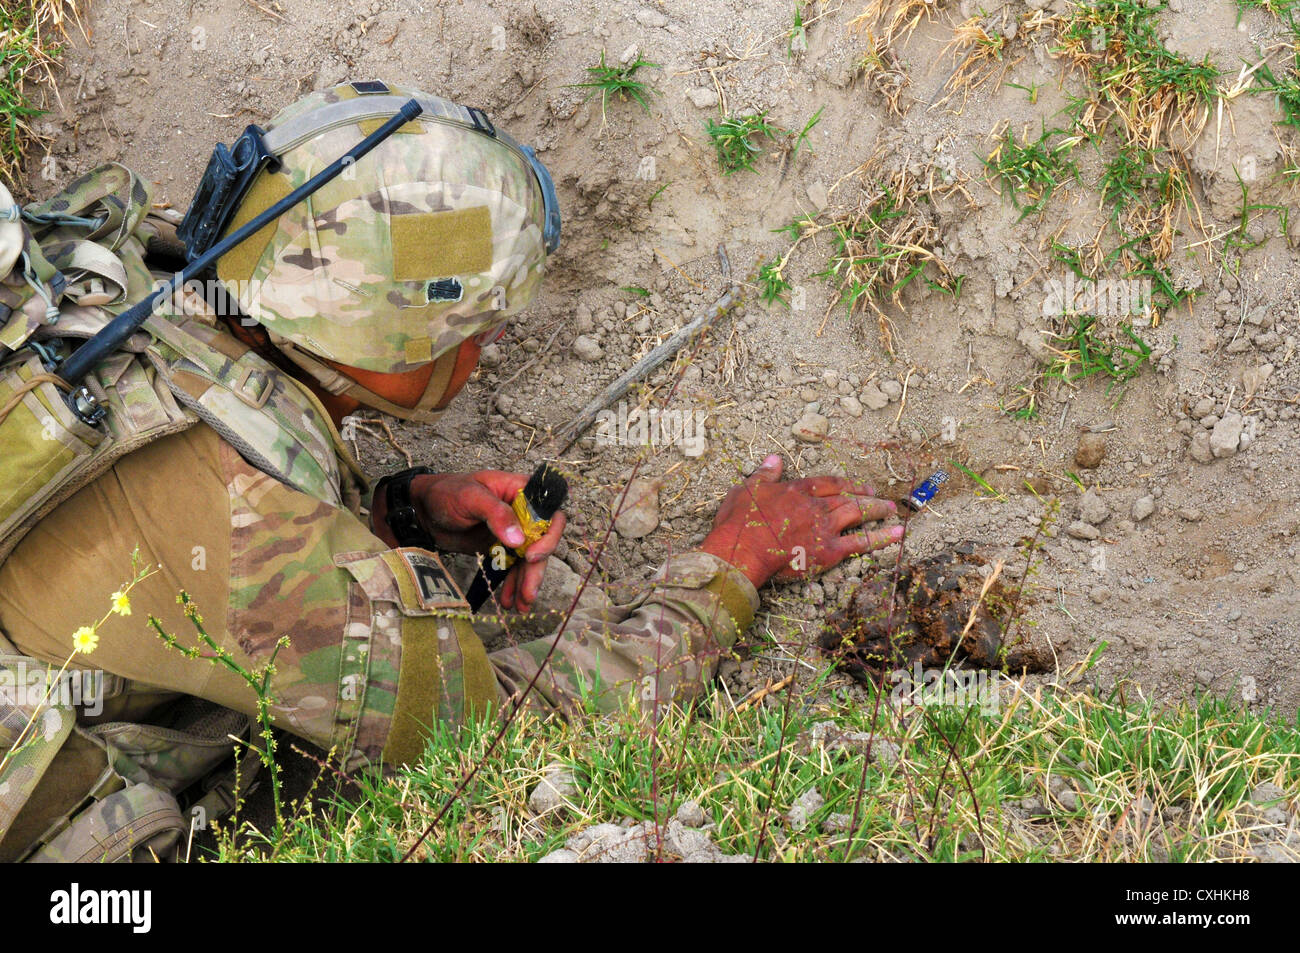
0,82,900,860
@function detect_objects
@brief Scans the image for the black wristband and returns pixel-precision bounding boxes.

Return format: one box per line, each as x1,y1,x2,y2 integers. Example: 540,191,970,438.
376,466,438,549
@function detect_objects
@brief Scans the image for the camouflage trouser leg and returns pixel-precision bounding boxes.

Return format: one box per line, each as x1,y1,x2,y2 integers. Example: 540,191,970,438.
0,426,498,773
484,552,758,718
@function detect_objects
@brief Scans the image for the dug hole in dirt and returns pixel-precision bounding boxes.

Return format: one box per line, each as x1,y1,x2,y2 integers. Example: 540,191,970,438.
20,0,1300,830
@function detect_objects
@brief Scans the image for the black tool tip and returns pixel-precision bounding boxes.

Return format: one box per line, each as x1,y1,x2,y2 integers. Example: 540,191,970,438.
523,462,568,520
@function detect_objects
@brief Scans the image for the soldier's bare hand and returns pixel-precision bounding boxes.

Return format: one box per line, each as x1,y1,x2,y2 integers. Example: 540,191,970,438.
698,454,902,589
374,471,565,612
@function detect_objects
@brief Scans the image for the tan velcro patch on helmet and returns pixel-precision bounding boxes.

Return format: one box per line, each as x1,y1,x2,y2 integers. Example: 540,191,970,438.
403,336,432,364
390,206,492,280
216,170,294,285
358,117,425,137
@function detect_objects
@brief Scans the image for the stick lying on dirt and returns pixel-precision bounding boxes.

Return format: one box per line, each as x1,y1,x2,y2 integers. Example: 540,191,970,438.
552,244,740,454
735,674,796,712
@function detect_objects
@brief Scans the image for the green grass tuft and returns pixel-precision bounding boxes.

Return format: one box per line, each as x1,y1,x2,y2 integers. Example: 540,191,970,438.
1045,314,1152,391
705,111,784,174
983,123,1080,220
568,50,660,119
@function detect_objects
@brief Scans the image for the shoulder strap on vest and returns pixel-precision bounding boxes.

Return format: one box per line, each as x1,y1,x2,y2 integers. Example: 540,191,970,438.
142,311,360,507
1,163,157,358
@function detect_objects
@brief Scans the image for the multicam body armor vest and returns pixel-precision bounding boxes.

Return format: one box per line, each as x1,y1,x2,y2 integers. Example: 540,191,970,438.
0,164,362,861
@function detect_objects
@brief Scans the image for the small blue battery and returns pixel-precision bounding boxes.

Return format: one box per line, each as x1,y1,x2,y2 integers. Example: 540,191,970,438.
907,469,949,511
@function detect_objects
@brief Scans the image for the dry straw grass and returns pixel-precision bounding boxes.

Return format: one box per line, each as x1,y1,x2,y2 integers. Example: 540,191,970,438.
1,1,83,185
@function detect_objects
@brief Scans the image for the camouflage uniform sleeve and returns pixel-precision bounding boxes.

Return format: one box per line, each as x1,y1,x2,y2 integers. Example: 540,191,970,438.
487,552,759,718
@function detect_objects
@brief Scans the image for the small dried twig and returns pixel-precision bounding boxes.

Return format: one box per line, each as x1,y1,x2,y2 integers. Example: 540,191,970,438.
242,0,288,22
735,674,796,712
351,417,414,468
552,245,739,453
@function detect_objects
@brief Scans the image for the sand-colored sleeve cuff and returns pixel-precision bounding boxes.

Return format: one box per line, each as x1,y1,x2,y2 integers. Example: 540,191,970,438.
646,551,761,647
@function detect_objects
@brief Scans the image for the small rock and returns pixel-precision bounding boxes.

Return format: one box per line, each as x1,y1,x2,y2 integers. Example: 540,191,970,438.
618,43,640,65
634,8,668,27
861,383,889,411
1251,782,1285,805
822,813,852,833
687,86,719,109
1189,430,1214,463
567,823,624,854
479,343,503,368
840,395,863,417
1210,412,1244,458
583,826,649,863
552,818,753,863
787,788,824,832
1079,487,1110,526
1057,789,1079,811
1251,841,1300,862
1089,586,1111,604
1018,326,1054,364
792,413,829,443
805,180,829,210
675,800,706,828
1240,675,1258,704
1131,495,1155,522
529,763,580,815
879,380,903,402
1177,507,1202,522
538,848,579,863
614,477,663,539
1019,796,1048,817
660,818,750,863
1243,364,1274,399
1066,521,1100,541
573,335,604,362
809,721,899,765
1075,432,1106,469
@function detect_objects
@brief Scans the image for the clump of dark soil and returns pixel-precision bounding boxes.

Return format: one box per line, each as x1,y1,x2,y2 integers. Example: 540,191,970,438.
819,544,1050,682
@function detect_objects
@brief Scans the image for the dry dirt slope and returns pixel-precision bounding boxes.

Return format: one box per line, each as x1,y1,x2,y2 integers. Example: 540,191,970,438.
18,0,1300,716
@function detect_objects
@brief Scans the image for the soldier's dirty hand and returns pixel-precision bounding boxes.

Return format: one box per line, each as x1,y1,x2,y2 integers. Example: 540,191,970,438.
698,453,902,589
408,471,565,612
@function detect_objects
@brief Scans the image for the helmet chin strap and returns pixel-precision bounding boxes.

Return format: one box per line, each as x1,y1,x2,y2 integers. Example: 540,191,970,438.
268,334,456,424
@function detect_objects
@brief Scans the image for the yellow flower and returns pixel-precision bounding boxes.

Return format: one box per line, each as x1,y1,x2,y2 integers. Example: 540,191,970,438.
72,626,99,655
110,590,132,616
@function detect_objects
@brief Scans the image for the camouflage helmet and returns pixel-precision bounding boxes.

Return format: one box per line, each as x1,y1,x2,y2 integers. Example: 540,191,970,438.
208,81,559,420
